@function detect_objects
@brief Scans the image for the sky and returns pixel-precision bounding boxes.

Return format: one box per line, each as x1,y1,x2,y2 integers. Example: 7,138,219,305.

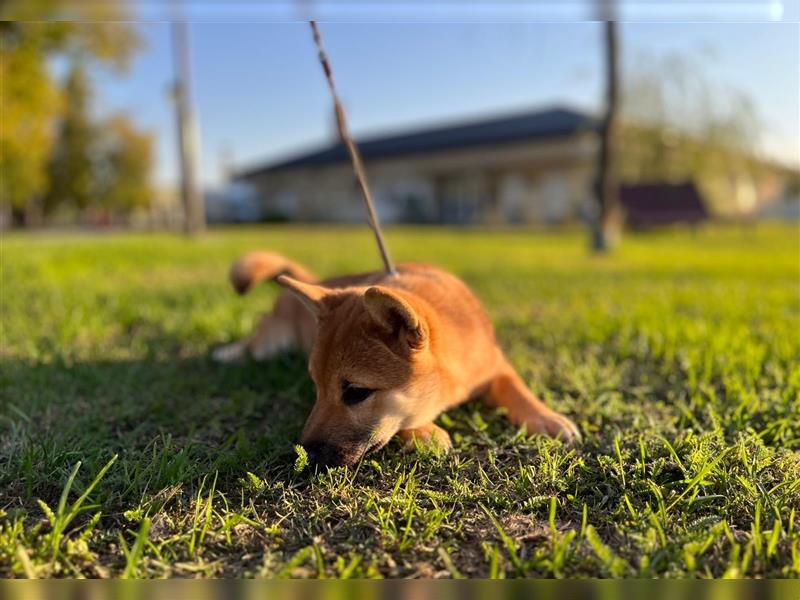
88,21,800,188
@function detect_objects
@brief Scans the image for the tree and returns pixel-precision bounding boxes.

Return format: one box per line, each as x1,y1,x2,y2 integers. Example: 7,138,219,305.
0,24,62,219
617,52,766,216
0,12,140,224
0,4,141,70
44,61,95,214
96,115,154,214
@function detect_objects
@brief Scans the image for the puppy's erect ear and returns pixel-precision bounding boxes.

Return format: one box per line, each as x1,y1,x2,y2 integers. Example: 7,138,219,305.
276,275,328,318
364,286,426,350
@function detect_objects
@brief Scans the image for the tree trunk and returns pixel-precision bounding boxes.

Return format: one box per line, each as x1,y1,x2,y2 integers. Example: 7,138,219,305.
591,19,622,252
0,202,12,231
23,197,44,228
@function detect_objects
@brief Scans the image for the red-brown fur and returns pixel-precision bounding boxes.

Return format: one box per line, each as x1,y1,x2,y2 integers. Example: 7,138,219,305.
214,251,580,466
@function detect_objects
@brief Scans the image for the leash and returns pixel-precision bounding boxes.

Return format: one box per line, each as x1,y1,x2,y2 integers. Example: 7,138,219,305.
309,21,396,276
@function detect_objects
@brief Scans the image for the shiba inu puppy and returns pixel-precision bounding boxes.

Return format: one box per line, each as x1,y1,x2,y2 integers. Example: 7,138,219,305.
214,251,580,466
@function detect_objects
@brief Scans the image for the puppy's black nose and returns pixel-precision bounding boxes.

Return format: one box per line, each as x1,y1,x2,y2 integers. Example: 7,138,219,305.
304,441,322,465
303,440,343,467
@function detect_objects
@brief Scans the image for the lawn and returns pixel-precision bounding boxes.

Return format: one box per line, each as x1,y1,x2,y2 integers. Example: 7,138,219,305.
1,224,799,578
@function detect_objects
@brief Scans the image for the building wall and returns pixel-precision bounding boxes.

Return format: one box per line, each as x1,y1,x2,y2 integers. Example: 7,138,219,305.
242,133,598,224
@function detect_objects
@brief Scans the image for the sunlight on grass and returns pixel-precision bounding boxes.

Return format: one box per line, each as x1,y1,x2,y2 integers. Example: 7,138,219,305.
1,224,798,577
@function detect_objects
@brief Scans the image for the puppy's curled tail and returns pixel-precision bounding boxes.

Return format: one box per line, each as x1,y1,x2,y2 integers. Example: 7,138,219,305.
229,251,316,295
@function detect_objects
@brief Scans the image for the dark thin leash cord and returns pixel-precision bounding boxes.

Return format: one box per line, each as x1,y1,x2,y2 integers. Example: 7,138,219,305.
309,21,397,276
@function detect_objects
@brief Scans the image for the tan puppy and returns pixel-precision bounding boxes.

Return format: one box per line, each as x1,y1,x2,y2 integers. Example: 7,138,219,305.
214,251,580,466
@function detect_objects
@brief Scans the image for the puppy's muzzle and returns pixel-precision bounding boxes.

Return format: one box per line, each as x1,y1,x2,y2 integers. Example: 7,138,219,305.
303,440,347,467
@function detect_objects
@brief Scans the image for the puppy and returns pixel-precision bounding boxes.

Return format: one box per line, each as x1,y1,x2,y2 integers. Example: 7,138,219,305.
214,251,580,466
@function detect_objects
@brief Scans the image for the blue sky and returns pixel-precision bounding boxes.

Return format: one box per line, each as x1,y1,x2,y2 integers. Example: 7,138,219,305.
89,22,799,188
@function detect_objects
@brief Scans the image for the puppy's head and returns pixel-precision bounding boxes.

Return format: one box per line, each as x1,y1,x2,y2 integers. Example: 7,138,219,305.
277,275,438,467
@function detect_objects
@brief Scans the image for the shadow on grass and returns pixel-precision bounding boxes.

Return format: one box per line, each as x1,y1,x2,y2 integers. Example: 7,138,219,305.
0,350,315,505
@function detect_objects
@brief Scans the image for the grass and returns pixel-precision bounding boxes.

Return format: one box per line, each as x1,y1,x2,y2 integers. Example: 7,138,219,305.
1,224,799,578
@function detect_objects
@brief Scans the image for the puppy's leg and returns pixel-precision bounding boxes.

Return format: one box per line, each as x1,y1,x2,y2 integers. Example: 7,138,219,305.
486,364,580,442
212,313,296,363
248,313,296,361
397,423,452,453
212,339,249,363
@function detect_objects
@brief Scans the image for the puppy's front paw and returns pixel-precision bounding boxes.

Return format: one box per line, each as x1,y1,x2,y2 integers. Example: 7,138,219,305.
523,409,581,443
212,342,247,364
398,424,453,454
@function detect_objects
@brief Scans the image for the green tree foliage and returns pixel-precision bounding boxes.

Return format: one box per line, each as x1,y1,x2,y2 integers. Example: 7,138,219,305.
0,3,141,71
0,12,141,217
44,61,95,213
96,115,155,213
0,25,62,210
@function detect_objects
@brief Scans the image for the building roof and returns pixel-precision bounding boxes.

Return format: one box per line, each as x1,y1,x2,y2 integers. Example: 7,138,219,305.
619,182,709,226
238,106,597,178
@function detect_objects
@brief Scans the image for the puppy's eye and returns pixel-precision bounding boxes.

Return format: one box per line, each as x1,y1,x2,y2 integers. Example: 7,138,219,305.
341,381,374,406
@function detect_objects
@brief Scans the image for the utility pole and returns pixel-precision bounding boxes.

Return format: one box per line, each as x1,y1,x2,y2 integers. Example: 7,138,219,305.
592,2,621,251
171,18,205,235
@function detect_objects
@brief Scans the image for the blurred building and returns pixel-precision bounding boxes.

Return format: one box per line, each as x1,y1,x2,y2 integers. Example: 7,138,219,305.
236,107,598,224
205,182,261,224
236,106,795,225
758,192,800,221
